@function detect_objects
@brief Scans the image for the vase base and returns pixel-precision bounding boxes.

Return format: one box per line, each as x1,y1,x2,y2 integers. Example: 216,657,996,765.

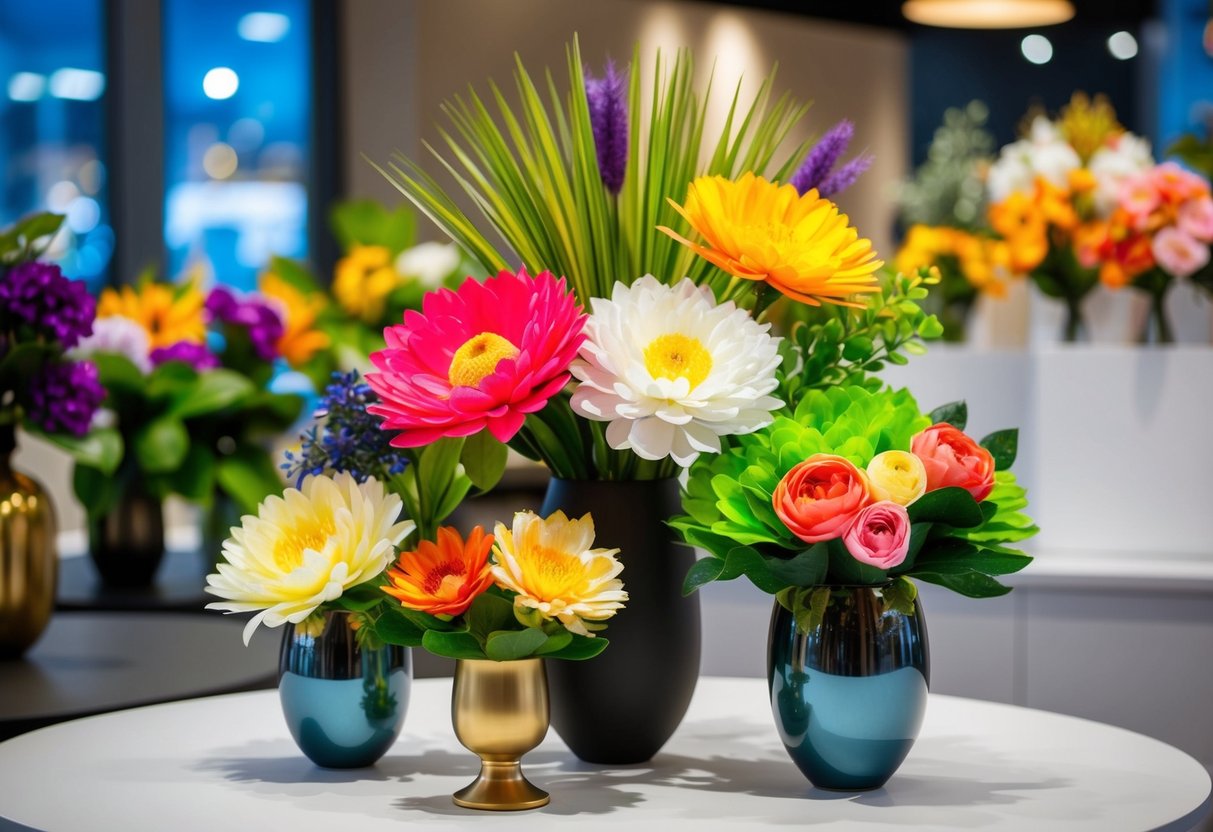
453,761,549,811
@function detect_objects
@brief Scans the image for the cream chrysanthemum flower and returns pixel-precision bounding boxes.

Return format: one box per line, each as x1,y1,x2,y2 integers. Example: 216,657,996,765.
570,276,783,467
205,472,414,644
490,511,627,636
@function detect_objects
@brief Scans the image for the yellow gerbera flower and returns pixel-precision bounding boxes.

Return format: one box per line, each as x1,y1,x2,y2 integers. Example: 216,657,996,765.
658,172,883,308
490,510,627,636
97,281,207,349
205,472,415,644
332,245,404,323
259,272,330,367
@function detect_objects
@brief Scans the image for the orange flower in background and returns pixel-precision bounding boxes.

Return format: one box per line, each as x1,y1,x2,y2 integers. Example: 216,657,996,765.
382,526,496,617
259,272,330,367
1035,178,1079,232
988,191,1049,274
97,280,207,348
895,226,1011,297
658,173,882,308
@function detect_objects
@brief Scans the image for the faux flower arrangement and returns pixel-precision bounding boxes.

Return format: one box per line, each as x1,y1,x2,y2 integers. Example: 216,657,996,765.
71,270,311,527
263,199,468,385
985,93,1155,340
674,386,1036,628
0,213,119,474
371,40,939,480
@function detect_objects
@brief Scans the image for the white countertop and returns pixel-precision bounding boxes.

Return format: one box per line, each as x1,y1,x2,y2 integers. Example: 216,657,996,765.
0,676,1208,831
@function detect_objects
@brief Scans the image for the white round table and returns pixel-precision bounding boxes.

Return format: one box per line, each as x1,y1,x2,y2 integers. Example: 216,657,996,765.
0,677,1207,831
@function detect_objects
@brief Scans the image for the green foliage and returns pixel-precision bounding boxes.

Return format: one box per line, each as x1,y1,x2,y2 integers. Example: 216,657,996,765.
330,199,417,256
897,101,994,230
0,212,65,264
981,428,1018,470
928,400,967,431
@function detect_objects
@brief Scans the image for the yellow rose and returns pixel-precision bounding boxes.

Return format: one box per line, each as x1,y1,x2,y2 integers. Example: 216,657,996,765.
866,450,927,507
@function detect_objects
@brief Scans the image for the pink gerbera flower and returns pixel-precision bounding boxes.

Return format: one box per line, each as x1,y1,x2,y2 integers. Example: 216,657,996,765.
367,268,586,447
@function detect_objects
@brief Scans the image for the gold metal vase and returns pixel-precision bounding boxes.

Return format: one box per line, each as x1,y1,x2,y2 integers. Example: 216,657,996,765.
0,428,57,659
451,657,550,810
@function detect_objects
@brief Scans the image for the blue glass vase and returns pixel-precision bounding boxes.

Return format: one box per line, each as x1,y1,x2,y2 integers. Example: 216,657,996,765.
767,585,929,791
278,610,411,768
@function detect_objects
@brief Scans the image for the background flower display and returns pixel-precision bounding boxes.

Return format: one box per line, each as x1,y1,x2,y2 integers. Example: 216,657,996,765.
985,93,1155,340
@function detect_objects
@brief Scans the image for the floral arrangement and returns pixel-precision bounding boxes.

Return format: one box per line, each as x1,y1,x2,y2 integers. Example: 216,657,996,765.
0,213,118,474
263,199,468,384
673,386,1036,629
71,271,311,523
985,93,1154,340
896,226,1010,341
372,39,938,482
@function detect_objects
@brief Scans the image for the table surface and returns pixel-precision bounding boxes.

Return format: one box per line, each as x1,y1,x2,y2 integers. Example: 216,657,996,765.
55,548,215,612
0,677,1208,832
0,612,278,739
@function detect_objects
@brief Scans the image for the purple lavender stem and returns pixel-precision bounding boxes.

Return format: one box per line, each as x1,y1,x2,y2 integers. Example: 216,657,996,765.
790,119,854,195
585,60,629,194
818,153,874,198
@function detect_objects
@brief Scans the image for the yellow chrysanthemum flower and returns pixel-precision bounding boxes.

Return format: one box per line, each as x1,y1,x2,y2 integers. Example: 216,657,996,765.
658,172,883,308
332,245,404,323
259,272,330,367
1058,92,1123,163
97,281,207,349
205,472,415,644
490,510,627,637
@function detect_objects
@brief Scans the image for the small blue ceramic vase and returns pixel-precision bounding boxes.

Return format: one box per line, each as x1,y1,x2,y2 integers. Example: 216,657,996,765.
767,584,929,791
278,609,411,768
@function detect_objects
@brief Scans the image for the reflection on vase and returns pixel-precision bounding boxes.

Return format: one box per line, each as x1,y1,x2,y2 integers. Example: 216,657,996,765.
88,488,165,588
767,585,929,790
540,477,700,764
451,658,550,810
278,610,411,768
0,427,57,659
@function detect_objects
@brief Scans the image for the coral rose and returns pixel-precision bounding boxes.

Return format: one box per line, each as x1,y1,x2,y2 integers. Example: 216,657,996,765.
911,423,996,502
773,454,871,544
843,501,911,569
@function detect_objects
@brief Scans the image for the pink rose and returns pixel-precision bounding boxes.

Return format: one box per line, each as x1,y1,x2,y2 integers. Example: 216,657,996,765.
911,423,996,502
1151,227,1211,279
773,454,871,544
1178,196,1213,243
844,501,911,569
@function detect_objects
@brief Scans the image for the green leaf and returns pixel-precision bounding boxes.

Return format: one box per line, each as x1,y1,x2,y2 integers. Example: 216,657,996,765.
91,352,146,395
374,608,426,647
826,539,889,585
170,369,255,419
908,487,985,528
215,445,283,513
333,580,387,612
267,256,321,293
422,629,488,660
145,361,199,402
541,633,609,661
913,569,1013,598
72,464,117,520
793,586,832,634
134,417,189,474
928,400,967,431
882,577,918,616
980,428,1018,471
465,592,516,644
765,542,829,588
460,430,509,491
683,555,726,595
532,630,573,655
485,627,549,661
394,605,458,632
163,440,217,502
37,427,123,476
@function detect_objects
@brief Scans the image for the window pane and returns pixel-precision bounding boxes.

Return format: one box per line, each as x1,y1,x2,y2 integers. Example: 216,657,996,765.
0,0,110,290
163,0,311,291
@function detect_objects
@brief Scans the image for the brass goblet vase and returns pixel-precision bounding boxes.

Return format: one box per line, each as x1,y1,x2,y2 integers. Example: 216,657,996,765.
451,657,550,810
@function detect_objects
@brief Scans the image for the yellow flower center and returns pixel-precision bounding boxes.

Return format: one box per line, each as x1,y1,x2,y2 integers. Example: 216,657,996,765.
448,332,519,388
273,516,335,572
527,545,585,600
644,333,712,389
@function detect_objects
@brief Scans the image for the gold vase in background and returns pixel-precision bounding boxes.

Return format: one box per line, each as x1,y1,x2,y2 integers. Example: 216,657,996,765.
0,428,57,659
451,657,550,810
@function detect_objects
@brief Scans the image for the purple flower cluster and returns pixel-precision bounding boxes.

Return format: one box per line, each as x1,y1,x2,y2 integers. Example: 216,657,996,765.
28,360,104,437
790,119,874,198
0,262,95,349
151,340,220,371
585,60,629,194
205,286,283,362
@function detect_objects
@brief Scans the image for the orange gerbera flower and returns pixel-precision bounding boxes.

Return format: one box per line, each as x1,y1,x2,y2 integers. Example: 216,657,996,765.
381,526,495,616
658,173,882,308
988,192,1049,274
97,280,207,349
259,272,330,368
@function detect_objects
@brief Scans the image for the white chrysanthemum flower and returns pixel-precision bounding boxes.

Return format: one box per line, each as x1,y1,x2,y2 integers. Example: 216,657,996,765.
570,275,783,467
1089,133,1154,215
71,315,152,373
490,510,626,637
394,241,461,289
987,116,1080,204
205,472,415,644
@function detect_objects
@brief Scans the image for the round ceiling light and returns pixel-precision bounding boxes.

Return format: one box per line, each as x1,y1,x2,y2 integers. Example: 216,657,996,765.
903,0,1075,28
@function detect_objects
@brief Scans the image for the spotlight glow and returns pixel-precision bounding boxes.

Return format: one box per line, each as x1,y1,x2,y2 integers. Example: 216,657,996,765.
203,67,239,100
1107,31,1138,60
238,12,291,43
48,68,105,101
7,72,46,102
1021,34,1054,65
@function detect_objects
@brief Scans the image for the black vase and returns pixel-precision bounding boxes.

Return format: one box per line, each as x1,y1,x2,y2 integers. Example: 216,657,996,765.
540,477,700,764
88,490,165,588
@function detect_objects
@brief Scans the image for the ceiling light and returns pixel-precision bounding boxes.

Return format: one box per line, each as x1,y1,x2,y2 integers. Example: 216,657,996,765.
1107,31,1138,60
7,72,46,102
903,0,1075,28
1021,33,1054,64
238,12,290,43
203,67,239,100
48,68,105,101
